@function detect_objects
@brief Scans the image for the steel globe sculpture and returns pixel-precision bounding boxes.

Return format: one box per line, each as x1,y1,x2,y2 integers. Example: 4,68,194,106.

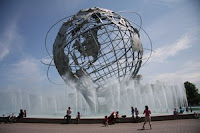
53,7,143,88
41,7,187,115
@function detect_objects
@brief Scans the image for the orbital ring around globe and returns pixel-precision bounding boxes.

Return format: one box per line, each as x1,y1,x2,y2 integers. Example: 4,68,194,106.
41,7,154,89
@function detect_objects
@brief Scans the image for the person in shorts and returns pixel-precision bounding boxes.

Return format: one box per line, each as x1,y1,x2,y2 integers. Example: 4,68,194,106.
142,105,152,129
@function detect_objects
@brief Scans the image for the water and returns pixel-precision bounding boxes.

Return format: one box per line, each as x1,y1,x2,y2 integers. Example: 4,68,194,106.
0,80,188,118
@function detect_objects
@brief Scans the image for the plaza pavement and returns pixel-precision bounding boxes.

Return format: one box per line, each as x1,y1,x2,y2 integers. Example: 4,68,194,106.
0,119,199,133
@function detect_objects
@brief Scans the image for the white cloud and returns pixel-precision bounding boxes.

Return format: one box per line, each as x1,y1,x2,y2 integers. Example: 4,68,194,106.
147,33,192,63
13,58,43,79
149,61,200,88
0,19,23,62
0,48,9,61
140,26,200,89
5,55,66,92
41,56,55,66
7,57,46,89
1,56,68,98
144,0,182,7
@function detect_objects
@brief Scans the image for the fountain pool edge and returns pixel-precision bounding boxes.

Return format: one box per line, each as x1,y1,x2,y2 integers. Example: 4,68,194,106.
2,113,195,124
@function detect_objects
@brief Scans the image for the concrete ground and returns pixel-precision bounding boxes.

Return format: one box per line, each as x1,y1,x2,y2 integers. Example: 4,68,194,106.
0,119,199,133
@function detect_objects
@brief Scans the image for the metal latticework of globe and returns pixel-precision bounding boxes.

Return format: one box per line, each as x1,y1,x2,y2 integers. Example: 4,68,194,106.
53,7,143,88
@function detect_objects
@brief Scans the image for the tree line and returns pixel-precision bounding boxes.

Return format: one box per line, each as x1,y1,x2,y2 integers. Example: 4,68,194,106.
184,81,200,105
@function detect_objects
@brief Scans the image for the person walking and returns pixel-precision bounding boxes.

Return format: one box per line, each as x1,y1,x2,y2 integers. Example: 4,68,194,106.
142,105,152,129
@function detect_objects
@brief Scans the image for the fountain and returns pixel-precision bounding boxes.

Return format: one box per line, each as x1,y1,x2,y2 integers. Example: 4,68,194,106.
0,80,187,117
0,7,188,118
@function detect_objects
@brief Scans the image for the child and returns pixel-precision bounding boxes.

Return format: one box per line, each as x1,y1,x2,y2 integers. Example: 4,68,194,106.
76,112,81,124
104,116,108,127
173,108,177,116
115,111,120,122
135,108,139,118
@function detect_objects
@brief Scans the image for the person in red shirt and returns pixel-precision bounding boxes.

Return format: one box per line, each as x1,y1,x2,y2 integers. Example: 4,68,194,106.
142,105,152,129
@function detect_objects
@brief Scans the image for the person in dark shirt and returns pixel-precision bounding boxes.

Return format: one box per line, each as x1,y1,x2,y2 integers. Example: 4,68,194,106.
18,109,24,118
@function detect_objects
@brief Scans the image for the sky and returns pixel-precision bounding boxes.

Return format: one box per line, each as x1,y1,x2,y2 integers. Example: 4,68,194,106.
0,0,200,94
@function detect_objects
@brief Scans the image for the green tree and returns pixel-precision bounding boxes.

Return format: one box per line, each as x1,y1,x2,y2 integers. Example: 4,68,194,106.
184,81,199,105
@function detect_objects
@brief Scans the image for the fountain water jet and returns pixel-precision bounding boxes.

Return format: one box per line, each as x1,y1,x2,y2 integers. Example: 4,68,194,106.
0,80,187,117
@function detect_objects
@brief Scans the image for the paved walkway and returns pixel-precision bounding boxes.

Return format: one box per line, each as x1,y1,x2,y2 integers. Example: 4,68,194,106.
0,119,199,133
